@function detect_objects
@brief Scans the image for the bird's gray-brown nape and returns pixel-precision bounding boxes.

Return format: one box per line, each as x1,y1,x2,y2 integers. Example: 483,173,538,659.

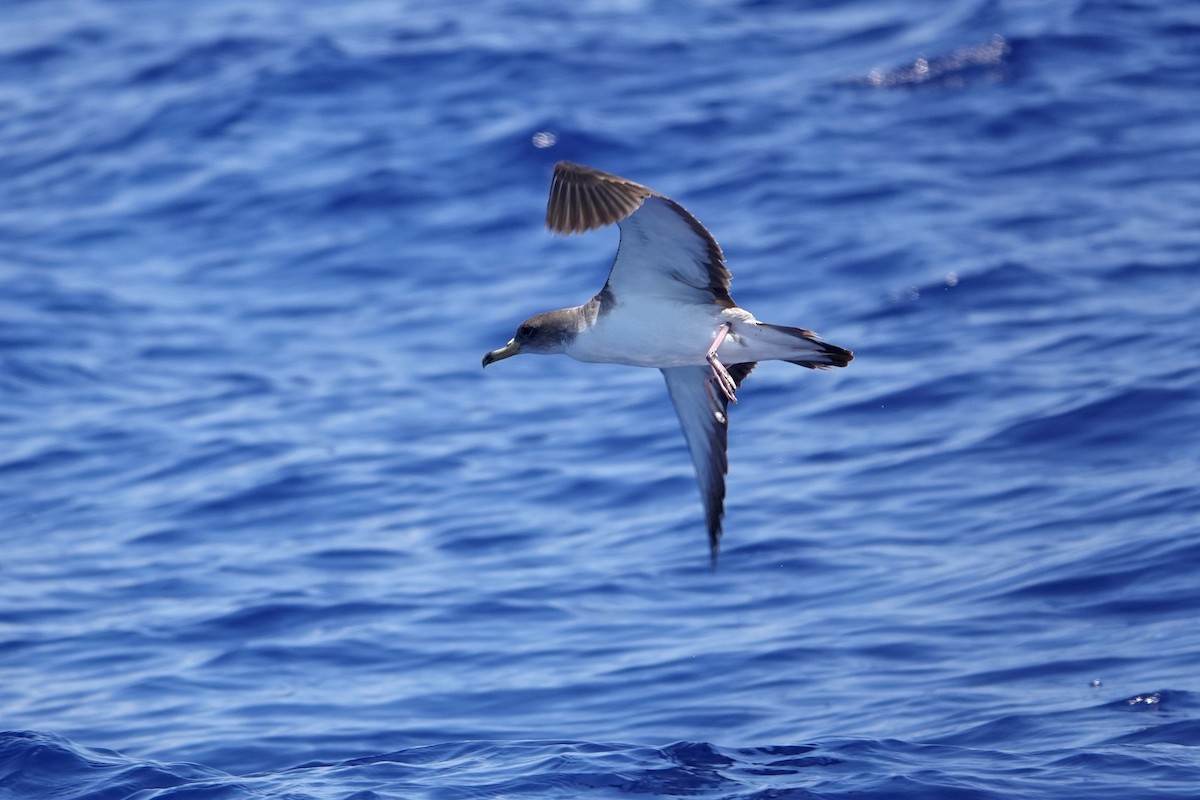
483,307,592,367
518,309,583,353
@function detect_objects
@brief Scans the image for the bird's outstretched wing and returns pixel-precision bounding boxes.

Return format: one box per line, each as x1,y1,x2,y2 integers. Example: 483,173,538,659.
661,362,756,564
545,161,735,308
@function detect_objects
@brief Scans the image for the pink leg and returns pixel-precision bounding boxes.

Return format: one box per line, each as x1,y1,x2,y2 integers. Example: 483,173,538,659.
706,323,738,404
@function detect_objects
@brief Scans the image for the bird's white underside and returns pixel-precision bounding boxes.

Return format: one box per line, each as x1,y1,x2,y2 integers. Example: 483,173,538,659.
565,299,807,369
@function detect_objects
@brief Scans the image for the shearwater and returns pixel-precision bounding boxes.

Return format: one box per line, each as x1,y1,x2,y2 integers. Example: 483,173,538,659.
484,161,852,563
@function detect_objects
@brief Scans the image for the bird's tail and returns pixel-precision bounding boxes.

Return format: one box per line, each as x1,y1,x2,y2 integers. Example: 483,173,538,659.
756,323,854,369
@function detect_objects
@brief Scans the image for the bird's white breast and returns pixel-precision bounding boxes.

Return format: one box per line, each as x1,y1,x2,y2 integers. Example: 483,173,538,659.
565,300,756,368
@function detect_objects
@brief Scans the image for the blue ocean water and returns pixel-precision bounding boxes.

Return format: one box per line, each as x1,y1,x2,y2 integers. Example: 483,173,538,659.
2,0,1199,797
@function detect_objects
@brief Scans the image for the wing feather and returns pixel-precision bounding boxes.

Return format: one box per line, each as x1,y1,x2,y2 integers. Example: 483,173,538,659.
661,362,756,563
546,161,735,308
547,161,651,233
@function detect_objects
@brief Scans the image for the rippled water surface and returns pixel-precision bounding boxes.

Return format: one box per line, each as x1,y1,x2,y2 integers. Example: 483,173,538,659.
3,1,1200,798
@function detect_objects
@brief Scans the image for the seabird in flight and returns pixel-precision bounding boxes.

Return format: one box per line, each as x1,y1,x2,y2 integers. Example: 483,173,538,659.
483,161,852,563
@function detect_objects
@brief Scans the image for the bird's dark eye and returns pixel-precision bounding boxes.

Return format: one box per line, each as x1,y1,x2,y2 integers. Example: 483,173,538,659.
518,324,534,337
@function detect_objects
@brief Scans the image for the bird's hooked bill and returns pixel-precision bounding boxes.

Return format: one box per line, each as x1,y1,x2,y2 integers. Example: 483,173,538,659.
482,339,520,367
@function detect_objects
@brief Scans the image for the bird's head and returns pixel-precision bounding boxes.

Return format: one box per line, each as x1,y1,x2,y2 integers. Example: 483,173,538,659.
482,312,571,367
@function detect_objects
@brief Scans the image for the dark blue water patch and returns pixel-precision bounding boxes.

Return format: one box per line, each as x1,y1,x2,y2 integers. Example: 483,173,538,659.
0,732,223,800
3,720,1200,798
300,547,410,573
194,599,406,639
128,36,281,87
1111,719,1200,747
980,386,1197,456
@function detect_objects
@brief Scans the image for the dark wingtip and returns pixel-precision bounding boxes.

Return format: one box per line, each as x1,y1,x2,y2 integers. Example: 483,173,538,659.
706,499,725,569
808,337,853,367
788,342,854,369
821,343,854,368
